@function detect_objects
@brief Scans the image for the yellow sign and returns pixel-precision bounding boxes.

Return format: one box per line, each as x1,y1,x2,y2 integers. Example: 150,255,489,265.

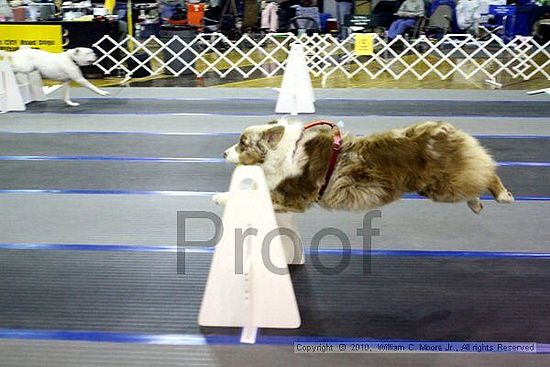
354,33,374,56
0,25,63,53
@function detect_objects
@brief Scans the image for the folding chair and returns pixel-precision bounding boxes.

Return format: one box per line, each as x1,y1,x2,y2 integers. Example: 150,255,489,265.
419,0,456,39
370,0,400,29
288,16,320,35
478,2,517,40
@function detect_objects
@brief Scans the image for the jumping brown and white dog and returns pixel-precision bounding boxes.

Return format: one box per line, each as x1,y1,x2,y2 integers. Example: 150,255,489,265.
214,119,514,213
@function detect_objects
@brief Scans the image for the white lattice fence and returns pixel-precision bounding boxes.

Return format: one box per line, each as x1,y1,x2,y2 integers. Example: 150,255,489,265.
93,33,550,82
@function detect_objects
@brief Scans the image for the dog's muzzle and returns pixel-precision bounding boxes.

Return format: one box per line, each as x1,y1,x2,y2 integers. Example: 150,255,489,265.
224,145,240,163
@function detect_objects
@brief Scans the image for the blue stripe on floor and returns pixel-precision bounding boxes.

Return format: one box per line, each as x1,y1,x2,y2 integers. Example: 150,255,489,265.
0,189,546,201
1,243,549,258
0,189,217,196
0,328,548,352
18,111,274,116
0,156,225,163
0,329,214,345
69,97,278,101
474,135,550,140
498,162,550,167
0,131,241,136
403,194,550,201
0,156,546,167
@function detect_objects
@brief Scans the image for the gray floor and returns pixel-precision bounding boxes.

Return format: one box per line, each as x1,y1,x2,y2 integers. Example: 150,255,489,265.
3,114,549,136
22,98,550,117
55,87,550,101
0,134,547,162
0,87,549,366
0,195,548,252
1,250,549,340
0,162,546,196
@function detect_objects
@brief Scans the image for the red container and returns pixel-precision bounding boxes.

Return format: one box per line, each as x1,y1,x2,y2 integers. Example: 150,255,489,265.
187,3,205,27
326,18,339,32
12,6,27,21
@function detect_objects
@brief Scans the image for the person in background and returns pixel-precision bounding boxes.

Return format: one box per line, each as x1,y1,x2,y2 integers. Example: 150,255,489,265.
335,0,353,39
387,0,425,39
261,0,279,32
456,0,482,35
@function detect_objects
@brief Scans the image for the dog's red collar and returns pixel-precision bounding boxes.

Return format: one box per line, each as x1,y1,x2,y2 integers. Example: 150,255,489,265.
303,120,343,200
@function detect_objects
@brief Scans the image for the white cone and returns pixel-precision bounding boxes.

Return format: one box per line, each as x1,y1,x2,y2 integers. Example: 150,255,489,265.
198,166,301,343
0,60,25,113
275,42,315,115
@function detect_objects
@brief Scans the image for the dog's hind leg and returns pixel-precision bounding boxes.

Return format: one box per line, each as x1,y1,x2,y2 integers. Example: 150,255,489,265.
488,175,514,203
467,198,484,214
73,77,110,96
63,82,79,107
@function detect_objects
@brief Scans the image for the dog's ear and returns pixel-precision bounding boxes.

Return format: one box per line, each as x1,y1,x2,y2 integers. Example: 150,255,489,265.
263,125,285,148
66,48,78,60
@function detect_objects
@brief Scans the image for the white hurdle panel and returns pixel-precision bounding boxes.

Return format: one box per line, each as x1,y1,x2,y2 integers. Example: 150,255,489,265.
199,165,302,344
0,57,46,113
0,60,25,113
16,70,46,105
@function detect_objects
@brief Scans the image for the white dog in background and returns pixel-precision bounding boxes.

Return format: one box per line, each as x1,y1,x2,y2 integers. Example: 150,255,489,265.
2,46,109,106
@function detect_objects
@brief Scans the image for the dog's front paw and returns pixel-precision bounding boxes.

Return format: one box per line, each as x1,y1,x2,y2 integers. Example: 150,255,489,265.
98,90,110,96
212,192,230,206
